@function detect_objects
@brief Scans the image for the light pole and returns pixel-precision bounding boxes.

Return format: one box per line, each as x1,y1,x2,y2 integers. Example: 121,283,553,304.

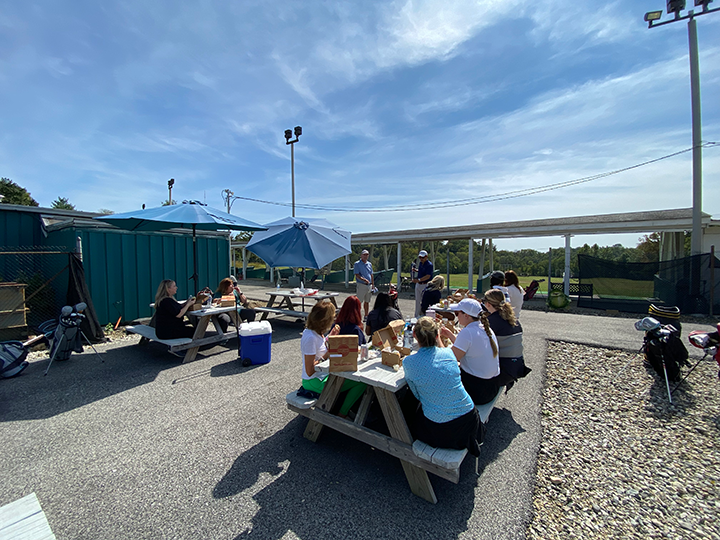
645,0,718,256
284,126,302,217
168,178,175,206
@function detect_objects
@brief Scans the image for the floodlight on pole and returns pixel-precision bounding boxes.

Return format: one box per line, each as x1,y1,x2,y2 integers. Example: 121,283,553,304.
284,126,302,217
645,3,718,256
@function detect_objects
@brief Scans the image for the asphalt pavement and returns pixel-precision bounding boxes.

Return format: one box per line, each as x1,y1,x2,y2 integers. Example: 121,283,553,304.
0,282,712,539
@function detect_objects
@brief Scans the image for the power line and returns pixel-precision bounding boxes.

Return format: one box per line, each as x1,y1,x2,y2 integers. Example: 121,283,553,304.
233,142,718,213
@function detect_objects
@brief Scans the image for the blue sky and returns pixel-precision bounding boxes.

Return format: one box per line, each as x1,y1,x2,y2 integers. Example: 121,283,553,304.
1,1,718,251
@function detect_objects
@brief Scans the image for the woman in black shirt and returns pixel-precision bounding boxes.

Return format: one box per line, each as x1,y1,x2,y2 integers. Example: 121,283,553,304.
365,292,403,336
154,279,196,340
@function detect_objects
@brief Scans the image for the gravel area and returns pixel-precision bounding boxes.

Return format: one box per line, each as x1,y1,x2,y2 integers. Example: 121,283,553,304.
529,341,720,539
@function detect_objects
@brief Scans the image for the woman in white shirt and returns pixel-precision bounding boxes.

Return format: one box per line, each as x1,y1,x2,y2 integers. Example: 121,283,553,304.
439,298,500,405
504,270,524,317
300,300,366,417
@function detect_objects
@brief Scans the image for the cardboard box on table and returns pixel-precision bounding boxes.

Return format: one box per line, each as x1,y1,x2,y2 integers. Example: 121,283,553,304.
327,335,358,372
220,295,235,307
372,325,399,349
381,349,402,367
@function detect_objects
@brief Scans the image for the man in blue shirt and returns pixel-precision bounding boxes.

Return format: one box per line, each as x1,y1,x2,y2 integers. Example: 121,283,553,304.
354,249,374,319
413,250,433,317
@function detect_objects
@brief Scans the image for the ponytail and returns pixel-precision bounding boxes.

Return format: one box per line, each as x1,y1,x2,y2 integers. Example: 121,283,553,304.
480,312,498,358
499,303,517,327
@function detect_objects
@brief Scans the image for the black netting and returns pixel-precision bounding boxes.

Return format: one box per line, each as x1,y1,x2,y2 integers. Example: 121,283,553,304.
0,248,104,342
577,253,720,315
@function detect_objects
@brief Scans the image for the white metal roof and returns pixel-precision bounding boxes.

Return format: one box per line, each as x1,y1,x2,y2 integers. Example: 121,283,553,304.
350,208,714,244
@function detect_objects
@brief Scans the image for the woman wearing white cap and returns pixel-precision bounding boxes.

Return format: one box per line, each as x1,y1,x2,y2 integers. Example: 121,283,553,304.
440,298,500,405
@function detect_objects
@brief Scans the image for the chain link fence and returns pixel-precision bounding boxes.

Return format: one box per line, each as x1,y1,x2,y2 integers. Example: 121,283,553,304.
0,247,73,340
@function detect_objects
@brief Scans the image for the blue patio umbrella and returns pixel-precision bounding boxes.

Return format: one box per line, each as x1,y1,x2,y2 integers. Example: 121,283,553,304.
95,201,267,293
245,217,351,270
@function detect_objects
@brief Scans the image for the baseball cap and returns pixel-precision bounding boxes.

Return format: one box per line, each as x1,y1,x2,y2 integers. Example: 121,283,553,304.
229,275,238,284
450,298,482,318
418,250,428,257
361,249,369,255
490,270,505,281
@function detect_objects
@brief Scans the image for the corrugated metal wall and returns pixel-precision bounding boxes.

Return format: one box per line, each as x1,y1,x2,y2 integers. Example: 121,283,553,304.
1,206,230,326
48,228,229,324
0,206,46,247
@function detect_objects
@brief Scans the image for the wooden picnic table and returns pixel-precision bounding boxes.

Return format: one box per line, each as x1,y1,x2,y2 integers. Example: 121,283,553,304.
286,353,448,504
134,303,242,363
179,305,242,362
257,290,339,321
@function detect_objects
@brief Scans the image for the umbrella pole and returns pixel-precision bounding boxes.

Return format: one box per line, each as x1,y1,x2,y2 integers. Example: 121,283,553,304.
235,293,242,361
192,225,199,295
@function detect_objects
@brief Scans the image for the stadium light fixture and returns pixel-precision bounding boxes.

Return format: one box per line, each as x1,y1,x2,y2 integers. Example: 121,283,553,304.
284,126,302,217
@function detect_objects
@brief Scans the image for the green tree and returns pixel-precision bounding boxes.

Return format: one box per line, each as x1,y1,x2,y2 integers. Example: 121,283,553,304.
97,208,114,215
636,233,660,263
161,199,177,206
51,197,75,210
0,177,39,206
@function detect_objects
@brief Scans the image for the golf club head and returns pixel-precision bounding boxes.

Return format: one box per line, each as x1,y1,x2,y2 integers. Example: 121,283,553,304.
634,317,660,332
60,306,73,317
74,302,87,313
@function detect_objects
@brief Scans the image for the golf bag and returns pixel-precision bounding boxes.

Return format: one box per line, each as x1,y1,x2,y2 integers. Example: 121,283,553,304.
0,341,29,378
641,323,689,382
688,323,720,379
523,279,543,301
49,303,87,362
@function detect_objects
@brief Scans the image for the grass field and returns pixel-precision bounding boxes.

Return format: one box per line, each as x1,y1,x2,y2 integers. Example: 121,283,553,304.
386,273,578,295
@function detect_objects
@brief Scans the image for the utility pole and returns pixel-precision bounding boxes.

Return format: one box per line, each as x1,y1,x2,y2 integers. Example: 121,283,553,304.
222,189,235,214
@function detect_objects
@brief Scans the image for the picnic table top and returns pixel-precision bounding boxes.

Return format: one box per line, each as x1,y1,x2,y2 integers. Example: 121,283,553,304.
266,290,339,299
316,352,406,392
186,305,239,316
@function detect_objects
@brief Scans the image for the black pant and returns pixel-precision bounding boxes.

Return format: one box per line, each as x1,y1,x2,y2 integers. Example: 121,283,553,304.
217,309,256,333
412,404,481,457
460,369,500,405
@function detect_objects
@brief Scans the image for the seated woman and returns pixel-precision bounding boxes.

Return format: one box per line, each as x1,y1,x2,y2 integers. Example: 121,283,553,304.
483,289,531,391
403,317,480,455
301,301,366,417
335,295,366,346
440,298,500,405
420,275,445,315
365,292,403,336
504,270,524,317
154,279,196,340
213,277,256,333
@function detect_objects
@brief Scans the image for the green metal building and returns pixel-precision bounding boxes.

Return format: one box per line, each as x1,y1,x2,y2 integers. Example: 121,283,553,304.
0,204,230,326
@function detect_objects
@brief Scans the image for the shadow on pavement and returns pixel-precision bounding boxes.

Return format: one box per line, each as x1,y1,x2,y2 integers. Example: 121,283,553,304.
0,341,184,421
215,406,525,540
476,407,526,475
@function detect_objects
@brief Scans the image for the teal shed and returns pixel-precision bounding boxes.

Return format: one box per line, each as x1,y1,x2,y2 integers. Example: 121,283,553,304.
0,204,231,326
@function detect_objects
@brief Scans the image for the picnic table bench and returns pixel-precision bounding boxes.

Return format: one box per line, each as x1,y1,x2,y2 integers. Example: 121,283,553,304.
0,492,56,540
127,305,240,363
285,354,504,503
258,290,339,321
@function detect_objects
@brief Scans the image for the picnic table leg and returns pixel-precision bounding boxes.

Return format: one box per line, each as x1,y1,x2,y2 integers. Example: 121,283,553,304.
261,295,278,321
303,374,345,442
183,316,210,364
375,388,437,504
354,386,375,426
